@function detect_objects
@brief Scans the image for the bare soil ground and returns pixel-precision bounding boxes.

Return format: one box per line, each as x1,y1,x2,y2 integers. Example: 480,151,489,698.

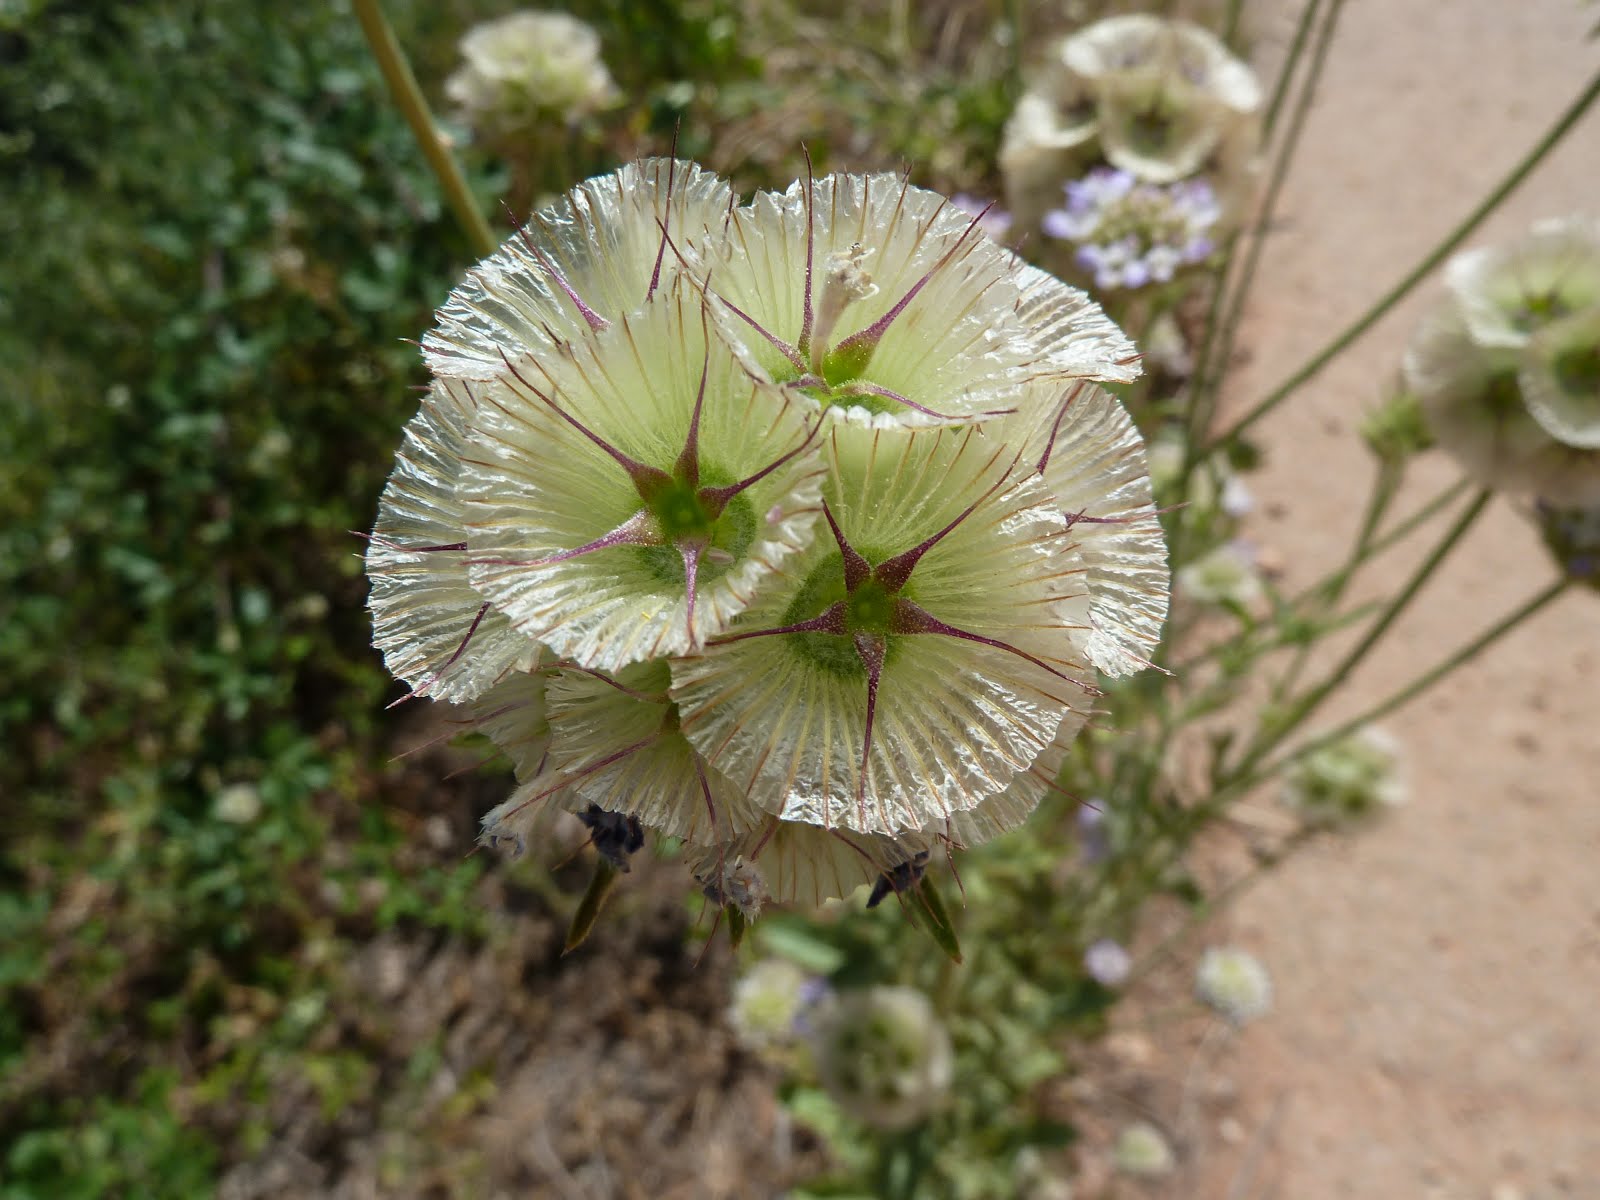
1135,3,1600,1197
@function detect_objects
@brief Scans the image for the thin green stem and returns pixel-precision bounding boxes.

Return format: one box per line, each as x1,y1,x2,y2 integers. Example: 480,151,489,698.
1206,68,1600,456
1240,578,1571,794
1271,457,1402,702
1168,474,1470,679
1221,0,1248,51
353,0,498,259
1262,0,1322,139
1227,487,1492,781
1192,0,1345,441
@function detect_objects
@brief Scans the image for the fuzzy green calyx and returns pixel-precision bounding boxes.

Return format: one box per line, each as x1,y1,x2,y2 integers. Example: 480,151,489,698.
650,479,714,540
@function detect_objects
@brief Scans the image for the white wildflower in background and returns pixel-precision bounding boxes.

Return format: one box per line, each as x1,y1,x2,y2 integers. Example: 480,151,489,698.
1001,14,1261,234
809,986,953,1130
445,10,619,140
1084,938,1132,987
728,957,814,1052
1281,726,1406,829
365,159,1170,922
1519,307,1600,449
1404,217,1600,506
1195,946,1273,1025
1176,540,1263,609
213,783,262,825
1112,1120,1176,1177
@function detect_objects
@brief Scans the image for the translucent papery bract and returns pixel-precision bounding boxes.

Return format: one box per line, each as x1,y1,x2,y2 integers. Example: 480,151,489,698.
458,281,826,670
707,172,1035,420
1167,20,1263,115
1405,298,1600,505
1061,14,1171,80
543,659,764,844
422,158,733,379
921,710,1086,849
1023,380,1169,676
1519,308,1600,449
366,386,542,703
471,666,553,781
673,417,1097,835
687,819,932,908
1001,91,1098,236
1445,217,1600,351
1012,261,1142,388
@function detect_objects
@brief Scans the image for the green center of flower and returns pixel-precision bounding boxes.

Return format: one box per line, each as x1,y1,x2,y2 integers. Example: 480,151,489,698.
1512,289,1572,333
651,480,713,540
845,579,895,633
1554,343,1600,400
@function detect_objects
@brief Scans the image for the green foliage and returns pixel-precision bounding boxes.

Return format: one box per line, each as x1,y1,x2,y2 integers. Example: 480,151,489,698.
0,2,501,1191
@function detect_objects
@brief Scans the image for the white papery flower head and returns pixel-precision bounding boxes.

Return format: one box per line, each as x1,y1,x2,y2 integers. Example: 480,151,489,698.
1445,216,1600,351
1281,726,1407,829
1003,14,1261,228
810,986,953,1130
1176,540,1263,609
1404,294,1600,506
445,10,619,138
369,158,1167,922
1195,945,1273,1025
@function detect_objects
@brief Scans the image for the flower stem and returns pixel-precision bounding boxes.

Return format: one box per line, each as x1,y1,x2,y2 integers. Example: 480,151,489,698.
1262,0,1323,139
353,0,498,259
1169,475,1470,678
1241,577,1571,794
1206,66,1600,456
1190,0,1345,445
1226,487,1492,781
1270,456,1402,702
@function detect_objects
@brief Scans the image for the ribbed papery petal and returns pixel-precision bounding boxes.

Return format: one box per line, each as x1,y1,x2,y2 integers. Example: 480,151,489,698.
1520,308,1600,449
542,659,765,844
1015,381,1169,677
422,158,733,378
458,280,826,671
1168,19,1262,114
1445,217,1600,351
922,708,1087,848
365,386,542,703
673,417,1097,835
687,819,933,908
1000,91,1101,235
1096,77,1226,185
1061,14,1170,80
1011,261,1141,385
471,666,553,781
1405,298,1600,505
708,172,1037,421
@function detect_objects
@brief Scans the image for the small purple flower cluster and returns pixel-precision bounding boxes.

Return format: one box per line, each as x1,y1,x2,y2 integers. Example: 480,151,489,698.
1042,167,1220,291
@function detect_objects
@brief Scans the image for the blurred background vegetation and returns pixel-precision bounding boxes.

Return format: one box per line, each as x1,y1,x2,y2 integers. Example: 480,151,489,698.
0,1,1077,1193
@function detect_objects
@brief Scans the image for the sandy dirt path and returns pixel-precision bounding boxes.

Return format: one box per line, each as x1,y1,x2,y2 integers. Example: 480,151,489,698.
1181,3,1600,1197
